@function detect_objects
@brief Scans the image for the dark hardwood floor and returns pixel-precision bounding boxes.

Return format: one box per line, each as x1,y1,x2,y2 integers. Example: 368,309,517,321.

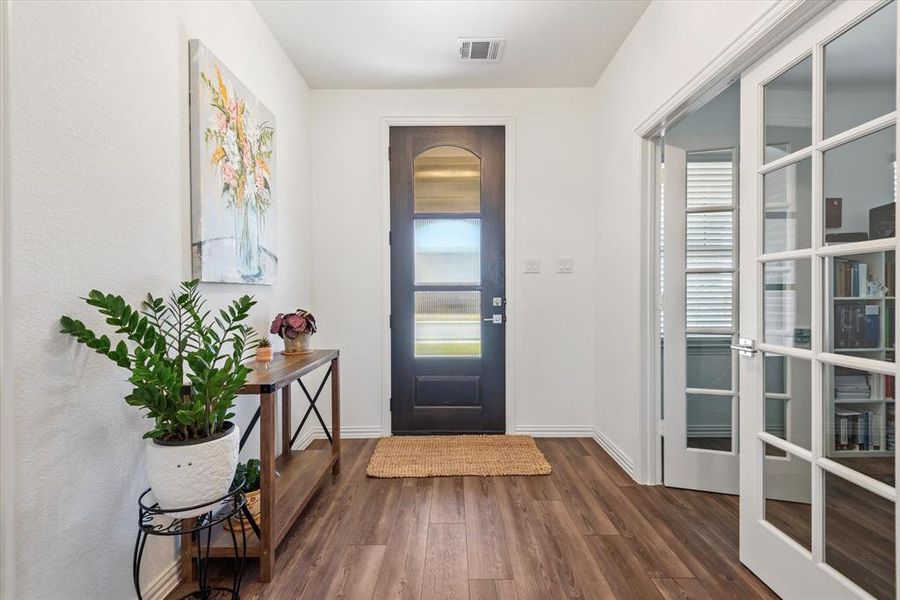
168,437,779,599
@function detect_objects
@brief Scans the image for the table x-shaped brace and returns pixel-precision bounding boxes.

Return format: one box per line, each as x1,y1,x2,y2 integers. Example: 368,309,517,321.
232,363,335,542
290,363,334,447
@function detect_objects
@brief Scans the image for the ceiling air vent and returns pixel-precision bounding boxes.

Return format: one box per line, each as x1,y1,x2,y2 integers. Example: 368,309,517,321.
458,38,505,63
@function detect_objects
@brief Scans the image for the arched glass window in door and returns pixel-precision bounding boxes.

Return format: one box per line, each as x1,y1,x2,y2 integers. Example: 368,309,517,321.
413,146,483,357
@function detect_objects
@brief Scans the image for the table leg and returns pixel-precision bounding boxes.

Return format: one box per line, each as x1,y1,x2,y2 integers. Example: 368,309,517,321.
260,392,276,582
179,518,196,581
281,385,292,457
331,357,341,476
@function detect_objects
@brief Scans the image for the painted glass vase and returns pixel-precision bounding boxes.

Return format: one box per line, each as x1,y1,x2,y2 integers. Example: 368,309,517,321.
234,196,261,280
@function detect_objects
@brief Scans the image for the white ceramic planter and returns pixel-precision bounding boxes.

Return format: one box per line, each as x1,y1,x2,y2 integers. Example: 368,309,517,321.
145,423,240,518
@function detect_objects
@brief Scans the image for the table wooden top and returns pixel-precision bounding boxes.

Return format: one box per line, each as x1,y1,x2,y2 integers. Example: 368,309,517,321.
240,349,339,394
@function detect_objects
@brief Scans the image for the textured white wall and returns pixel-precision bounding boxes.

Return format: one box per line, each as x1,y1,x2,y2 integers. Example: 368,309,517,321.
308,88,597,436
8,1,311,597
591,0,779,474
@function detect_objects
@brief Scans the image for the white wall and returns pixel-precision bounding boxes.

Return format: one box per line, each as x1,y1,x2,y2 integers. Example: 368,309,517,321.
8,1,311,597
591,0,779,477
308,88,597,437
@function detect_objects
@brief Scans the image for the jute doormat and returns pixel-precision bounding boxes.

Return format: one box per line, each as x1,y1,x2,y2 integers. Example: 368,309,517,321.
366,435,552,478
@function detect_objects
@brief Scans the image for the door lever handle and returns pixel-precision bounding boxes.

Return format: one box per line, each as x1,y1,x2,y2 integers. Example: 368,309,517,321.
483,314,504,324
730,337,757,356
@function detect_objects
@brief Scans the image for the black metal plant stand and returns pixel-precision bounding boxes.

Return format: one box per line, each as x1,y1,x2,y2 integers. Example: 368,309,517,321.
134,479,248,599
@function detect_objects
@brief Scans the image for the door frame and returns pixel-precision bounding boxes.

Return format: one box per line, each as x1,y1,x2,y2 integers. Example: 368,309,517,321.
635,0,833,485
379,116,517,436
0,0,14,596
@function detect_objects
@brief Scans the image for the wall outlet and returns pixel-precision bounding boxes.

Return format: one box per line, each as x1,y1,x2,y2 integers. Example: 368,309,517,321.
524,258,541,274
557,257,574,273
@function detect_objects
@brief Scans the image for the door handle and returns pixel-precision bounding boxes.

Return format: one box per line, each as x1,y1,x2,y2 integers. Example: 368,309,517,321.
483,314,504,324
730,337,757,357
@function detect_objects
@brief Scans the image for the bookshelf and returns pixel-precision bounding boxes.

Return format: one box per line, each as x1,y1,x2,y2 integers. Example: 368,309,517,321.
826,250,895,459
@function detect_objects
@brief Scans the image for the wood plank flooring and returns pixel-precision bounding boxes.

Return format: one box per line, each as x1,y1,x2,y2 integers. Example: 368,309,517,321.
167,438,779,600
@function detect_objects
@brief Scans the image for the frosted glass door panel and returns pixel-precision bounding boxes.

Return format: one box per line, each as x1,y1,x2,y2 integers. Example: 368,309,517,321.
415,291,481,358
414,146,481,213
415,219,481,285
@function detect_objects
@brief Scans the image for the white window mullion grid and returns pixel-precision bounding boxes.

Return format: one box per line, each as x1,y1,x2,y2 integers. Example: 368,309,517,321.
754,6,900,584
809,39,826,566
895,9,900,595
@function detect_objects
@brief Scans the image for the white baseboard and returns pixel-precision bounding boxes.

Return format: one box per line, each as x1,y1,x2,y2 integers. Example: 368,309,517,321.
591,427,636,481
340,425,383,438
143,558,180,600
514,425,594,437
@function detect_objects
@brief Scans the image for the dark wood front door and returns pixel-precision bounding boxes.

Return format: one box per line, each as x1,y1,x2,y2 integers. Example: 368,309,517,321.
390,126,506,434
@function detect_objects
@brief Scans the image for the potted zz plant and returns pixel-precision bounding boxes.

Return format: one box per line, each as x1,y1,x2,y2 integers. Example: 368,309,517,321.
227,459,261,532
60,280,256,517
270,309,316,355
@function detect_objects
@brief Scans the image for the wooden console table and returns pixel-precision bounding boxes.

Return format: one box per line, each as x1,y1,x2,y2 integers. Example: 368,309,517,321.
180,349,340,582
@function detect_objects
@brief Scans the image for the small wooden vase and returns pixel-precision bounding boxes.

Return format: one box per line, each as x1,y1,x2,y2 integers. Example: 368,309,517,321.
283,333,311,355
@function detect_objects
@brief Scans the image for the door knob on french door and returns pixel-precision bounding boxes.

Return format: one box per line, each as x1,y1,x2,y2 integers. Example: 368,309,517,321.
730,337,757,357
484,314,504,324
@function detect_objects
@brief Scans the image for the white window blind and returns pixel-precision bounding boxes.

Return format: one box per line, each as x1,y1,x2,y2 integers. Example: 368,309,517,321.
686,160,734,208
685,158,735,330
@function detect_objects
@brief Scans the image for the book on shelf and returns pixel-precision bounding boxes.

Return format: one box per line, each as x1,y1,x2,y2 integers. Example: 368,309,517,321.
887,304,896,349
887,375,895,400
834,367,871,399
834,407,882,451
833,258,869,297
834,302,880,349
887,403,895,452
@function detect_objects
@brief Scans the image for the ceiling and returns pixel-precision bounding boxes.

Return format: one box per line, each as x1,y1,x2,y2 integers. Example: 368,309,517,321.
252,0,650,89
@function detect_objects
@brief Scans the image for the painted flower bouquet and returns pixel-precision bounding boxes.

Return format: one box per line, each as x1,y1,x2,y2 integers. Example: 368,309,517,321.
270,309,317,354
201,65,274,278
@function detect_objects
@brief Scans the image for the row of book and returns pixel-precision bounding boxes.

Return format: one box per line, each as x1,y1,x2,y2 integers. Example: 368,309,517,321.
833,258,870,297
833,302,881,349
834,408,882,451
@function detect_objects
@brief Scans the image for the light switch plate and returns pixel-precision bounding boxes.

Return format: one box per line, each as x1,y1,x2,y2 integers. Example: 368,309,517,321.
524,258,541,274
557,257,574,273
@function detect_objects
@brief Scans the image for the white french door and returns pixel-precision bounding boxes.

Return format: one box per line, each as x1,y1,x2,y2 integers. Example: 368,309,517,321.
740,1,898,598
663,139,741,494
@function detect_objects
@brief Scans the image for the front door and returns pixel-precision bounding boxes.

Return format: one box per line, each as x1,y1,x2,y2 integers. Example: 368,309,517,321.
740,1,898,598
390,126,506,434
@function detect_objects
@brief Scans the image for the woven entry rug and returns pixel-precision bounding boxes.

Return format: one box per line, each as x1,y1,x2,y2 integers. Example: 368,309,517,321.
366,434,552,478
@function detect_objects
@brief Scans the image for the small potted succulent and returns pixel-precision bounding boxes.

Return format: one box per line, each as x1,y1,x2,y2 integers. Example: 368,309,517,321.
255,338,273,364
227,459,261,532
270,309,317,354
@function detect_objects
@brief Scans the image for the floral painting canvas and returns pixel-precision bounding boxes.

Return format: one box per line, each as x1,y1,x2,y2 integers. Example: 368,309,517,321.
190,39,276,284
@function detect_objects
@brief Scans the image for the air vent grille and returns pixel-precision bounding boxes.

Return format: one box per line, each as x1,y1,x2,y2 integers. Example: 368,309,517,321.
458,38,505,63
